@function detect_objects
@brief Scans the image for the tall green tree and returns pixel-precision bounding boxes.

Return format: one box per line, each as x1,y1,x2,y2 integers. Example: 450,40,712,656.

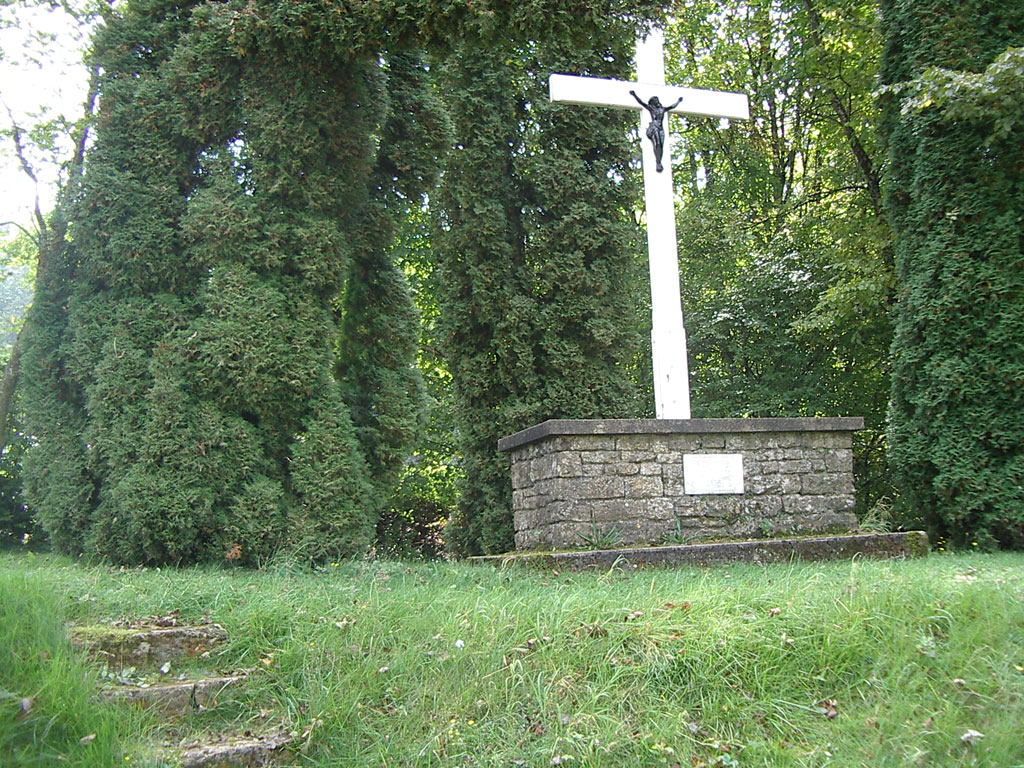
879,0,1024,547
18,1,421,564
435,26,648,555
19,0,665,563
665,0,895,513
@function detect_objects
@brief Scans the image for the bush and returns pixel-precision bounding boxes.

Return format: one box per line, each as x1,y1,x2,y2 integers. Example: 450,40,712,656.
880,0,1024,548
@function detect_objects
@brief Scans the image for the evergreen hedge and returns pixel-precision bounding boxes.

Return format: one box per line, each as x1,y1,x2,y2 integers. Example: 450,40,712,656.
434,30,647,555
20,0,664,563
880,0,1024,547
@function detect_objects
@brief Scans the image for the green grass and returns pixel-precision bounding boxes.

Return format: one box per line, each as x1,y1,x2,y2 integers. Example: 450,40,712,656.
0,564,152,767
2,551,1023,767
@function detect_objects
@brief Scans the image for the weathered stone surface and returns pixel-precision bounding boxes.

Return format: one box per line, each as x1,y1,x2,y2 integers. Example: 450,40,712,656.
70,624,228,666
471,532,929,570
502,418,865,551
801,473,852,496
497,417,865,451
624,475,663,498
100,675,246,717
175,730,292,767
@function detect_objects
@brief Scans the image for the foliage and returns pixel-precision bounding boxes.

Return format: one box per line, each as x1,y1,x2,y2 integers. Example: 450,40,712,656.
0,237,45,548
19,1,412,565
375,475,450,560
434,26,648,555
0,0,100,233
15,0,669,563
880,47,1024,142
0,419,31,546
376,207,463,559
4,551,1024,765
879,1,1024,548
335,50,448,506
666,0,895,516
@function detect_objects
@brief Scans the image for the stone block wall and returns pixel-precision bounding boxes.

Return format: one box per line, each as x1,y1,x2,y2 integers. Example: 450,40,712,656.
498,418,863,551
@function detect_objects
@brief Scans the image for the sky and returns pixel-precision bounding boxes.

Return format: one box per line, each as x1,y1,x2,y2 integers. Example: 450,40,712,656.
0,4,91,237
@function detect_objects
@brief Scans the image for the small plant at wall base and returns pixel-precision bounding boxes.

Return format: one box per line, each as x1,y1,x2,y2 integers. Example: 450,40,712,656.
660,518,695,546
577,518,622,550
859,496,894,534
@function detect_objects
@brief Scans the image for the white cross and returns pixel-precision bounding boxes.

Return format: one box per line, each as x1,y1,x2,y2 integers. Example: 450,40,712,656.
549,27,749,419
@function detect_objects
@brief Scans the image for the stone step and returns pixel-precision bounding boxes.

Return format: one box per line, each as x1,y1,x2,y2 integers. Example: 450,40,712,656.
100,674,247,717
471,531,929,570
173,729,293,767
69,623,228,667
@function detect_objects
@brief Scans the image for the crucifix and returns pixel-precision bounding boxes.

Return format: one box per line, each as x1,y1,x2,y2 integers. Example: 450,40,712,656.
549,27,749,419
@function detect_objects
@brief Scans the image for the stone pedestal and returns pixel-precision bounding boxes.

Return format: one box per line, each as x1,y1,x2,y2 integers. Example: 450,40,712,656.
497,418,863,551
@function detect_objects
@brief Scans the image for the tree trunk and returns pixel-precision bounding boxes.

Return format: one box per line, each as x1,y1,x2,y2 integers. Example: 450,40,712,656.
0,329,23,455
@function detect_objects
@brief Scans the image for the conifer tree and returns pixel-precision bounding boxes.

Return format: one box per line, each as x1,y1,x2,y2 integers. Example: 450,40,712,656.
880,0,1024,547
20,1,415,563
435,27,645,556
336,51,451,502
19,0,664,563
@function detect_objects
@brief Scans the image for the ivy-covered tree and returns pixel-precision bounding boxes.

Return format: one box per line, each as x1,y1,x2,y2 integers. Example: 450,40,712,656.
879,0,1024,547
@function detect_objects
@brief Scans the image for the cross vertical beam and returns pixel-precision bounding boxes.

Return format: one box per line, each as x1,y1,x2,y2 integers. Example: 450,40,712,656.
548,28,749,420
634,27,689,419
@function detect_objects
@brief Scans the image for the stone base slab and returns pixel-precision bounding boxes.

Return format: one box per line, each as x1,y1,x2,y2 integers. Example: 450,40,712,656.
499,418,864,550
470,531,929,570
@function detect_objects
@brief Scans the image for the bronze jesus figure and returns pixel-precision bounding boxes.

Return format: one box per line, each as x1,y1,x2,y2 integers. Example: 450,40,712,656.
629,91,683,172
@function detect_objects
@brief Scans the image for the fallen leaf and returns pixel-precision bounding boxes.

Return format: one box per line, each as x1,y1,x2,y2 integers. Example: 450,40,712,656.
820,699,838,719
768,607,782,617
79,733,97,746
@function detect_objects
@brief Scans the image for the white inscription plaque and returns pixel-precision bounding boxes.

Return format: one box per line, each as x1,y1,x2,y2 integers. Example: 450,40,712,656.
683,454,744,495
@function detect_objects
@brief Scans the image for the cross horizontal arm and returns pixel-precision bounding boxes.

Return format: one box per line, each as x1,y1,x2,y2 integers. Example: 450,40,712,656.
549,73,749,121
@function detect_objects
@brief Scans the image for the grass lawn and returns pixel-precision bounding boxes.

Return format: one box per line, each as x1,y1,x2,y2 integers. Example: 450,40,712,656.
2,550,1023,767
